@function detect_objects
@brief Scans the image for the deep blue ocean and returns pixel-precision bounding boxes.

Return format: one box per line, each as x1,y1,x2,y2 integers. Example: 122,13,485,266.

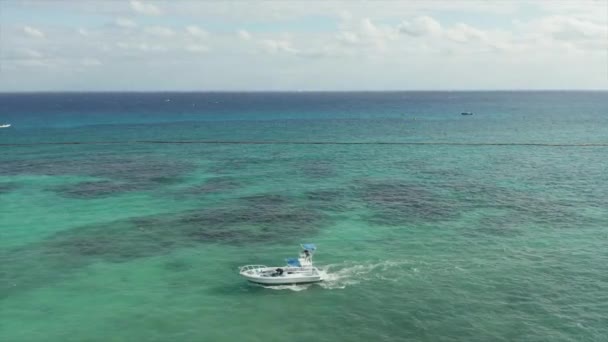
2,91,608,144
1,92,607,341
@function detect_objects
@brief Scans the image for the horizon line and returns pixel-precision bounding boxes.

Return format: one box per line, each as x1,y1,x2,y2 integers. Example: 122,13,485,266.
1,89,608,94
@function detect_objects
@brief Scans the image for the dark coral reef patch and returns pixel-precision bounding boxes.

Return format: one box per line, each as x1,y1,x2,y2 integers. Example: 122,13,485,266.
0,155,197,198
0,183,19,194
53,181,138,199
356,180,456,225
0,193,329,297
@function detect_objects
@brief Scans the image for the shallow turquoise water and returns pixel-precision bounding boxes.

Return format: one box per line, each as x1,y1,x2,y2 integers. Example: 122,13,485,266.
1,92,608,341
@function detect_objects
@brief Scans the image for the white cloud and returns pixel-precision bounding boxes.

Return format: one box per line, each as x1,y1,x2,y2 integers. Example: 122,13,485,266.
81,58,102,66
148,1,522,24
336,31,359,44
114,41,167,52
2,1,607,90
538,16,604,42
130,0,162,16
115,18,137,28
398,16,442,37
144,26,175,37
186,25,208,38
513,15,606,52
136,43,167,52
397,16,490,45
257,37,330,59
336,18,396,50
262,39,299,54
185,44,208,53
446,23,488,43
360,18,392,40
14,59,51,68
238,30,251,40
534,1,606,22
24,49,43,58
23,26,45,38
3,48,44,60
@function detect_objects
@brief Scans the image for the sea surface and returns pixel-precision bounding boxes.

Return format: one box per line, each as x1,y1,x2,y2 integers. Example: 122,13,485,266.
1,92,607,341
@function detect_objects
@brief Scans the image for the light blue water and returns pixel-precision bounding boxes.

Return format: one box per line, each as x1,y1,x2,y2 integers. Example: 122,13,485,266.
1,92,607,341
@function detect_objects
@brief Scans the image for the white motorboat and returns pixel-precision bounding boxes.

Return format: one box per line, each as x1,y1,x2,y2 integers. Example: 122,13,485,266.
0,124,10,128
239,244,323,285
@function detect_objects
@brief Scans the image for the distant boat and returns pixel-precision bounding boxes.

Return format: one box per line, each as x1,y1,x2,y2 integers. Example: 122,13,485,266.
461,112,473,116
0,124,10,128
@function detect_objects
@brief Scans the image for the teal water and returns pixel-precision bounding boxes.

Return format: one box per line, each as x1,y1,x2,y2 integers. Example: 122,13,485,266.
1,92,608,341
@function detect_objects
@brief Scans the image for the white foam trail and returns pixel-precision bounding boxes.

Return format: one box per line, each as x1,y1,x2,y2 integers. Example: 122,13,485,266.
261,284,312,292
255,260,411,291
318,260,410,289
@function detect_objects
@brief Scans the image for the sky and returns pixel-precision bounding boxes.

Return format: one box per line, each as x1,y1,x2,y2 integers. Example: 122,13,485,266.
0,0,606,91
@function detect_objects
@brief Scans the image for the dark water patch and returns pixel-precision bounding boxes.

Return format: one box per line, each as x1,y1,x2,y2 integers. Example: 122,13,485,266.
52,180,138,199
393,158,466,180
178,177,242,197
1,194,328,297
1,155,195,193
419,167,466,179
472,216,523,237
441,181,590,228
240,193,291,208
0,183,19,194
206,156,270,174
298,160,335,178
44,219,180,262
440,181,518,201
206,152,296,176
163,259,194,272
305,188,353,212
357,180,456,225
501,198,578,226
177,197,325,240
356,178,593,229
7,140,608,147
306,189,344,202
0,155,193,182
92,157,193,186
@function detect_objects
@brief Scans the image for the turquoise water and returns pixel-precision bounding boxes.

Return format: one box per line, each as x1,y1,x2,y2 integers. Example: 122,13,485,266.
1,92,608,341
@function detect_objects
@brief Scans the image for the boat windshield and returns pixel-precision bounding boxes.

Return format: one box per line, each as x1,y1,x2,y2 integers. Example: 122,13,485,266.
286,258,301,267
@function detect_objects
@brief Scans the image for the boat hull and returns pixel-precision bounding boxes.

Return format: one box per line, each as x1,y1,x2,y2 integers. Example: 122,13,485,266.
242,274,322,285
240,266,322,285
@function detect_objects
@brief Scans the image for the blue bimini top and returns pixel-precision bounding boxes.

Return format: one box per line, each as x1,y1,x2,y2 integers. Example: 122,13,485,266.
302,243,316,251
286,258,301,267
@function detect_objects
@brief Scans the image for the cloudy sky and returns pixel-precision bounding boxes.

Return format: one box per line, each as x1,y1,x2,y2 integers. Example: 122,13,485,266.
0,0,606,91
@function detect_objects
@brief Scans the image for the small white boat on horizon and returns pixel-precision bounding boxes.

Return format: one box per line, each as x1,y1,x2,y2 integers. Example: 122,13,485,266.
0,124,10,128
239,244,323,285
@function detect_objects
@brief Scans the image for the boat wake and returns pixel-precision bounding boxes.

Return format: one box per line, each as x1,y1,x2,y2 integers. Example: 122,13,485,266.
319,260,410,289
260,260,410,291
261,284,313,292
